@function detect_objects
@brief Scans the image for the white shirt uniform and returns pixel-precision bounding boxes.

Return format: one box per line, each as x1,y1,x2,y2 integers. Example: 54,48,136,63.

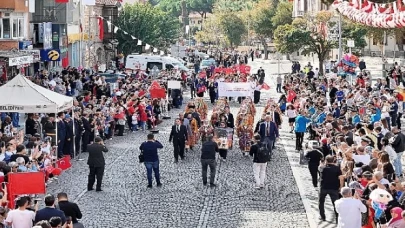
335,198,367,228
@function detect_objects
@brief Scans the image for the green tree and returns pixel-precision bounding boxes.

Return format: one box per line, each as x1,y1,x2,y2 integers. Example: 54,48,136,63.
215,0,259,12
195,16,222,44
116,3,180,56
250,0,276,59
274,11,337,72
271,1,293,28
341,21,367,55
219,13,247,47
157,0,215,17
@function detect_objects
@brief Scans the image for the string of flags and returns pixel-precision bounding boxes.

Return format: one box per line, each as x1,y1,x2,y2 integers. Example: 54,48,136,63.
97,14,165,55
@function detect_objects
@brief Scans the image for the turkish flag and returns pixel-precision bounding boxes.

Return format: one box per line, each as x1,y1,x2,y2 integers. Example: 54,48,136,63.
98,17,104,40
150,88,166,99
261,82,270,90
55,0,69,3
8,172,46,195
287,90,296,102
225,68,233,75
56,156,72,170
150,80,162,89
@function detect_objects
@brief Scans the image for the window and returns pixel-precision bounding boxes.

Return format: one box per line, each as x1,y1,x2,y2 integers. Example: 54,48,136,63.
2,19,10,39
0,17,24,39
12,19,17,38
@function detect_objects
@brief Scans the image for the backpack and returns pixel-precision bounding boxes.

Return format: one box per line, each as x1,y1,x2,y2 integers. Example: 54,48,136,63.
256,143,269,161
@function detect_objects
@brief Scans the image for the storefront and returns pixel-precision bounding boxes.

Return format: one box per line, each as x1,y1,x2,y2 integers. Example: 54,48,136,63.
0,52,34,81
20,50,40,74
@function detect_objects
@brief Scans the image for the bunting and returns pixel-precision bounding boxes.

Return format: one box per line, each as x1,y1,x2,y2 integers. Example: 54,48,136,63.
97,15,163,54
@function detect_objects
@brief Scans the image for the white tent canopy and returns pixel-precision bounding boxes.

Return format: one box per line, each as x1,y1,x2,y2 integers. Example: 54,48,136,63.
0,74,73,113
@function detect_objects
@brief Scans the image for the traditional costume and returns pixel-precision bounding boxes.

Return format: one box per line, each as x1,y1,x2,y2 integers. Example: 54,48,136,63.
236,101,255,154
195,98,208,120
199,121,214,143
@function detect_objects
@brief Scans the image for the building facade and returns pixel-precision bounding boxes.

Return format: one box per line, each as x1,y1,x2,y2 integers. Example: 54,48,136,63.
82,0,118,71
0,0,35,80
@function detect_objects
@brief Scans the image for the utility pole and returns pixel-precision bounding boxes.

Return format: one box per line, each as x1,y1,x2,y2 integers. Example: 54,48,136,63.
338,14,342,61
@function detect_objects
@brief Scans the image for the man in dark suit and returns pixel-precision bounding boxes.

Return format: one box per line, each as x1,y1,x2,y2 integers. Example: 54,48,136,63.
258,115,279,159
169,118,188,163
267,106,281,127
87,136,108,191
57,112,67,158
81,112,91,153
63,114,74,157
224,107,234,128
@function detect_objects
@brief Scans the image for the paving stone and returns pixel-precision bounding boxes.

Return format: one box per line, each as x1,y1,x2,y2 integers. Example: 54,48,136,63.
42,61,310,228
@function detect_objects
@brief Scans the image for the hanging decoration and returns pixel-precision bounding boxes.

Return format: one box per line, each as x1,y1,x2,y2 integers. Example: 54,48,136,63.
332,0,405,28
337,53,360,77
96,14,165,53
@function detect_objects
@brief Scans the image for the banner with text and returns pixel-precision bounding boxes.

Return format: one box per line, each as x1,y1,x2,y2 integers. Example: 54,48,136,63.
218,82,252,97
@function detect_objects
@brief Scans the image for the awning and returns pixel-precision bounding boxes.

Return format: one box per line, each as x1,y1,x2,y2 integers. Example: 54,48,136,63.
68,33,89,44
0,52,34,67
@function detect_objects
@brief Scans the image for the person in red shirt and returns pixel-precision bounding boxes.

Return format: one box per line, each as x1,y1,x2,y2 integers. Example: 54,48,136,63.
138,106,148,131
114,107,126,136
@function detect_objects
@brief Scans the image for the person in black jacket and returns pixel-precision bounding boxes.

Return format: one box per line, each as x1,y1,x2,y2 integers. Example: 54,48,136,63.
224,107,234,129
391,127,405,177
139,133,163,188
81,112,91,153
200,136,218,187
249,134,268,189
305,145,324,187
63,114,74,157
57,192,84,228
25,113,38,136
87,136,108,191
169,118,188,163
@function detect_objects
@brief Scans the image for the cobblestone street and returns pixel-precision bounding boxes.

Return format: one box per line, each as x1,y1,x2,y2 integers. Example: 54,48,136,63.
45,62,310,228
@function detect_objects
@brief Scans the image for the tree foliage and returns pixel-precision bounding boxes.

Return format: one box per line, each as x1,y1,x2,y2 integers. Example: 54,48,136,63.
214,0,259,12
271,1,293,28
157,0,215,17
341,21,367,54
274,11,337,72
219,13,247,47
116,3,180,56
195,16,222,44
249,0,276,58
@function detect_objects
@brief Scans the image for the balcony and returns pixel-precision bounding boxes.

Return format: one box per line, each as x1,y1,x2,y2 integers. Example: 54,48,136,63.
0,0,28,12
296,11,304,17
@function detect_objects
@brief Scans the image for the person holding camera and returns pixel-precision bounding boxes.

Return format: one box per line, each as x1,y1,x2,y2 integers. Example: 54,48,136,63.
139,134,163,188
87,136,108,192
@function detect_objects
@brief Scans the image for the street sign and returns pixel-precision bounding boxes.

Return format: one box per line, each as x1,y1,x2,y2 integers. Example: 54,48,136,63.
347,40,355,48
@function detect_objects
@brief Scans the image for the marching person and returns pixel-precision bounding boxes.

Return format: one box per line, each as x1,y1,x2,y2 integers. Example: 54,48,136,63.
139,133,163,188
249,134,268,189
169,118,188,163
200,136,218,187
258,115,279,159
87,136,108,192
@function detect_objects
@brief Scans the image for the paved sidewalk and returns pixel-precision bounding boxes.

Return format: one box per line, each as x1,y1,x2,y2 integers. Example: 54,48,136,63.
253,61,338,228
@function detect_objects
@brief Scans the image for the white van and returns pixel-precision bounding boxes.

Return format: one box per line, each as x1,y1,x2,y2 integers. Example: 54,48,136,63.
125,54,190,73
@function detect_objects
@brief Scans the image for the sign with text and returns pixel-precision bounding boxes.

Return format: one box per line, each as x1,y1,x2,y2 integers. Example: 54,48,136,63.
218,82,252,97
167,80,181,89
8,56,34,67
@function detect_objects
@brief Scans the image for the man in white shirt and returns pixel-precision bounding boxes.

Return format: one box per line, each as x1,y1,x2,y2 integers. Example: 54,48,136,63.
335,187,367,228
6,196,38,228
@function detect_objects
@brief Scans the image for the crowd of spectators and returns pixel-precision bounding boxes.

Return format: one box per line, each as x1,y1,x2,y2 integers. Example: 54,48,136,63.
285,62,405,227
